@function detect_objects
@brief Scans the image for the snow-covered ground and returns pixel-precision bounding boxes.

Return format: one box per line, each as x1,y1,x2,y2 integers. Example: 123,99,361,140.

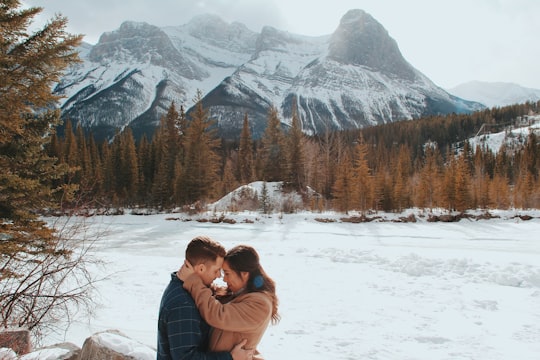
468,115,540,154
42,208,540,360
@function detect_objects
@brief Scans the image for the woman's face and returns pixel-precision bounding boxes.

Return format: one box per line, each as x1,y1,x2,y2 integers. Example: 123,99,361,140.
222,261,249,293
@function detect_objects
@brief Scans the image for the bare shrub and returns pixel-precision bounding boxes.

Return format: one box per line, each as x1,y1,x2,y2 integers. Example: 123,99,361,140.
0,217,103,344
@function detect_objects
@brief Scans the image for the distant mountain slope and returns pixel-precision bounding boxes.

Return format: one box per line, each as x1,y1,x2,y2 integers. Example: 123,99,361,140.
56,10,483,141
448,81,540,108
468,114,540,153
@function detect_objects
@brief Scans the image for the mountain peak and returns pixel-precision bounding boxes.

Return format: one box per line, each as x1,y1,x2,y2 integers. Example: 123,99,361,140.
328,9,416,80
181,14,257,54
448,81,540,107
58,10,482,142
90,21,170,62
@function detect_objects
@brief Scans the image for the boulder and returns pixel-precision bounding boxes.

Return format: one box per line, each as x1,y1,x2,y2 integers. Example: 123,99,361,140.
20,342,79,360
78,329,155,360
0,328,31,355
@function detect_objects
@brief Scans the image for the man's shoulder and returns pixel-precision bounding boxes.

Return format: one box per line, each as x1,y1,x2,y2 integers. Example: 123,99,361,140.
161,275,195,308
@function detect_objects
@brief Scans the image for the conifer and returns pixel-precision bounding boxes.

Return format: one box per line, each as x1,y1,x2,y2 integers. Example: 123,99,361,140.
260,106,286,182
332,151,354,213
351,135,373,213
285,101,305,190
238,113,255,184
181,91,221,204
0,0,84,331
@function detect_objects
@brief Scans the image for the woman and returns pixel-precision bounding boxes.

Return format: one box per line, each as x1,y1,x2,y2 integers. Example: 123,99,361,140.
179,245,279,359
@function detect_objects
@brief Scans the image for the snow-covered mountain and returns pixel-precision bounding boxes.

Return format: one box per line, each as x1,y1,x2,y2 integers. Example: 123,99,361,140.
56,10,483,140
448,81,540,108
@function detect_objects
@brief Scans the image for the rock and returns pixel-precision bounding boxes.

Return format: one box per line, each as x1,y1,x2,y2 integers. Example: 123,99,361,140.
78,329,155,360
0,328,31,355
20,342,80,360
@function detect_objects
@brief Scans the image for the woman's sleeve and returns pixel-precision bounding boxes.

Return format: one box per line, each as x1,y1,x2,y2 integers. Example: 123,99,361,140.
183,274,271,332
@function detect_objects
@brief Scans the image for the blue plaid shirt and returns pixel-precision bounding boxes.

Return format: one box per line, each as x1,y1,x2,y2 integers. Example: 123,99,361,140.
157,273,232,360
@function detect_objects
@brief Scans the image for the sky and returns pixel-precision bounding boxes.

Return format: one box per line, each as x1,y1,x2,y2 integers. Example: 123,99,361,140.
22,0,540,90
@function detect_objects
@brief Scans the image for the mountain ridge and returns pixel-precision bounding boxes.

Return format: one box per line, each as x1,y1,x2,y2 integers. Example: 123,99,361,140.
448,81,540,108
56,9,484,140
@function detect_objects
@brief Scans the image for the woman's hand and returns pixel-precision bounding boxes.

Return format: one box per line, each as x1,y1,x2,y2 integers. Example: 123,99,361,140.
211,283,229,297
177,259,194,281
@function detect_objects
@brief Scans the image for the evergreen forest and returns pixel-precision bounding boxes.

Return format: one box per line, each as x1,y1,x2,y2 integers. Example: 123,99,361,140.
49,99,540,214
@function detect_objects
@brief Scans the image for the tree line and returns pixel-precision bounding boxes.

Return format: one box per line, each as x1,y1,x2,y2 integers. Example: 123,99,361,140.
48,99,540,213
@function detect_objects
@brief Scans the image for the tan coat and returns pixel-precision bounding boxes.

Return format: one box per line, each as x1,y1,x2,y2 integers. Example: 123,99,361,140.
183,274,272,358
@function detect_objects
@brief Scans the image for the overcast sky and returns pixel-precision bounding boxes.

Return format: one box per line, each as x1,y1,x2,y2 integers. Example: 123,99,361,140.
23,0,540,89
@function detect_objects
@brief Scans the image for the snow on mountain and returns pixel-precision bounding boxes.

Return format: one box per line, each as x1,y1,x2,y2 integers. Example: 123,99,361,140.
448,81,540,108
56,10,483,141
468,114,540,154
202,9,484,137
56,16,256,140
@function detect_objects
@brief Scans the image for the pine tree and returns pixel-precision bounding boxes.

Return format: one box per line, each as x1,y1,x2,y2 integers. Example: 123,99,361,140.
181,91,221,204
137,134,152,204
237,113,255,184
119,128,139,205
150,102,187,207
259,181,271,214
1,1,81,242
260,106,286,182
285,101,305,190
0,1,88,333
87,134,103,202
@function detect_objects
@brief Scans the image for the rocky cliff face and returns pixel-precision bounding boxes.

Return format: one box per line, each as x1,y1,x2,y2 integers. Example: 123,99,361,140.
56,10,483,141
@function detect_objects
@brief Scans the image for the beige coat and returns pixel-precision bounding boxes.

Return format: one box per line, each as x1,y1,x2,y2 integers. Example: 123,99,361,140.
183,274,272,358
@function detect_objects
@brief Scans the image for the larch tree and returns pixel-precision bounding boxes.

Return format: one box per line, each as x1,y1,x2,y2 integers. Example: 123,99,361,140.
414,143,442,209
471,145,490,209
454,150,472,212
332,151,354,213
392,144,412,212
1,1,97,337
351,135,373,213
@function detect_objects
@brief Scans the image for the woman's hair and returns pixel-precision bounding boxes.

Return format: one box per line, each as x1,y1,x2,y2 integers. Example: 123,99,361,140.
186,235,226,266
225,245,280,324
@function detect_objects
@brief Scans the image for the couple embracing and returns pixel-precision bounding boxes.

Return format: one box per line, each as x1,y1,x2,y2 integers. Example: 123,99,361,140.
157,236,279,360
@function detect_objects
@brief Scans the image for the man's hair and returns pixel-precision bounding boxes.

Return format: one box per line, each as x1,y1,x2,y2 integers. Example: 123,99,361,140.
185,235,226,266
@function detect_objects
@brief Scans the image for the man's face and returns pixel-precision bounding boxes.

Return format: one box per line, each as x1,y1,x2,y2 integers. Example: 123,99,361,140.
198,256,224,286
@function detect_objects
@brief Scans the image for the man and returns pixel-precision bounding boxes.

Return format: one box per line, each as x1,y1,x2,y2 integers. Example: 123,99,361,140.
158,236,253,360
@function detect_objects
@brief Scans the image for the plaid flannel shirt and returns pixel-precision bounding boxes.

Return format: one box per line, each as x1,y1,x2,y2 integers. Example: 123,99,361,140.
157,273,232,360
